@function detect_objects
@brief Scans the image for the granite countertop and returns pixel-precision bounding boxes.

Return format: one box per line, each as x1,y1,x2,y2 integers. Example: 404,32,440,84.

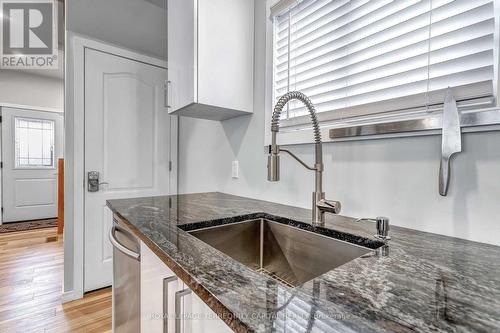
107,192,500,333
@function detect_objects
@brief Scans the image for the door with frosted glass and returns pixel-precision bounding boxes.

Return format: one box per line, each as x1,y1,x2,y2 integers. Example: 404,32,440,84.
1,107,63,223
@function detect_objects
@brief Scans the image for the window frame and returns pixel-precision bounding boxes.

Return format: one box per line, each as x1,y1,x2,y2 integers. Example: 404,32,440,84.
14,116,56,169
264,0,500,146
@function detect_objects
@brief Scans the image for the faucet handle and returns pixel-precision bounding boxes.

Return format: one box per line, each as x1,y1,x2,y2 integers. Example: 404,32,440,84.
317,199,341,214
375,216,390,240
354,216,391,241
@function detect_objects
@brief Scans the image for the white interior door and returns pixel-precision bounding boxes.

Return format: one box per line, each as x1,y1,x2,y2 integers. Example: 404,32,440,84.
1,107,63,223
84,49,170,292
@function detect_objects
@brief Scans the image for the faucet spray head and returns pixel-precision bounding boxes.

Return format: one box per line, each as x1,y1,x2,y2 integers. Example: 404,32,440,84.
267,145,280,182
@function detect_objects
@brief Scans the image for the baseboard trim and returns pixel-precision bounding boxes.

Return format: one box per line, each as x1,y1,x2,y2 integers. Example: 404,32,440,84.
61,289,84,303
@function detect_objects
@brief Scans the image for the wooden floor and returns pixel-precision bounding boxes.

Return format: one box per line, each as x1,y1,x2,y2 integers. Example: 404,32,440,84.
0,228,112,332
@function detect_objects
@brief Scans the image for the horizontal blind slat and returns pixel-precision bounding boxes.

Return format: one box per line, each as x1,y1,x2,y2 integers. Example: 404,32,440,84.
276,0,422,59
284,64,493,115
276,33,494,91
276,16,494,78
286,77,494,119
273,0,495,121
277,0,493,68
285,67,493,117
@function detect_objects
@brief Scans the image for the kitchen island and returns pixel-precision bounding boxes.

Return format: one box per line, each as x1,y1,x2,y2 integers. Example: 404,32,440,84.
107,192,500,333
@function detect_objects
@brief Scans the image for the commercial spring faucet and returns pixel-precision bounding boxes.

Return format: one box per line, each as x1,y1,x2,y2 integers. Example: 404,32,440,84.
267,91,341,225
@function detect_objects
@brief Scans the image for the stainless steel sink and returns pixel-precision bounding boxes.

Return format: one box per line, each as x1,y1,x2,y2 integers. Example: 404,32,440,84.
188,219,374,287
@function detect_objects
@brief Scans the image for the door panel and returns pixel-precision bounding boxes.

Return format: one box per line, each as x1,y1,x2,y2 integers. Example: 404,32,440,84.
1,107,63,223
188,291,233,333
103,73,155,190
84,49,170,292
140,241,183,333
14,178,56,206
167,0,196,112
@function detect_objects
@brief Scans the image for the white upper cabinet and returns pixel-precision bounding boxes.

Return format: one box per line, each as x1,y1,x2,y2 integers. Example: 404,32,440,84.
167,0,254,121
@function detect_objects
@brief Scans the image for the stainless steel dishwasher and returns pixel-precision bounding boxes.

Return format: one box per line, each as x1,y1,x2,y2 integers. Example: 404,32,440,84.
109,217,141,333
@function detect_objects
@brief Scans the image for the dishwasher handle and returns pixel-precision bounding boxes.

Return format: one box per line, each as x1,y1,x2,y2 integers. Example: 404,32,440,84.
109,225,140,261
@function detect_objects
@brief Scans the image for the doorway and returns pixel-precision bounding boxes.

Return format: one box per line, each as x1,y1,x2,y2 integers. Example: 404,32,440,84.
83,48,171,292
0,0,65,231
1,107,63,224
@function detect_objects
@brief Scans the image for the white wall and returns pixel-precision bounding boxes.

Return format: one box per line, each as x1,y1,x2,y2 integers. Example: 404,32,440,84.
178,0,500,246
0,70,63,110
63,0,166,298
178,117,232,193
66,0,166,59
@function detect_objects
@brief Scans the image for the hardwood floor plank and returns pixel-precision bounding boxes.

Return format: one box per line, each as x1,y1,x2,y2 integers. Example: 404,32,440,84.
0,227,112,332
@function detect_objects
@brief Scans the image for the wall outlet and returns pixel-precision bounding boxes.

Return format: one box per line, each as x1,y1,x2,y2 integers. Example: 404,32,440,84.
232,160,239,179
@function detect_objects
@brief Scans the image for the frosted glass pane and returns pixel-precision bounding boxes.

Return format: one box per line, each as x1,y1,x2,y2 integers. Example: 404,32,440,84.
30,121,42,129
18,119,28,128
15,117,55,167
42,131,53,159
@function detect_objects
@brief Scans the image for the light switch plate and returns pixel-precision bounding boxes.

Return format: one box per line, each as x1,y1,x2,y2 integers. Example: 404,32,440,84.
232,161,239,179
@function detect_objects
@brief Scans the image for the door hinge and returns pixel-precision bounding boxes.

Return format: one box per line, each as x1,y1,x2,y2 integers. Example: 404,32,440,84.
0,116,2,123
168,161,172,172
0,162,3,168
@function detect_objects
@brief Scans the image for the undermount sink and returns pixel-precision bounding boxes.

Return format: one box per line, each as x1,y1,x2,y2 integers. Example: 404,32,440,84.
188,219,376,287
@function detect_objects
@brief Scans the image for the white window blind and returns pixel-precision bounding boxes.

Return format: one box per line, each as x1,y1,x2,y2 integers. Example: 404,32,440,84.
272,0,496,123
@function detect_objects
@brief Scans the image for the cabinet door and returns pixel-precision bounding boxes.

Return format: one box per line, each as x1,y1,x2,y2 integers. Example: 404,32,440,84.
167,0,196,112
141,242,183,333
197,0,254,113
177,289,233,333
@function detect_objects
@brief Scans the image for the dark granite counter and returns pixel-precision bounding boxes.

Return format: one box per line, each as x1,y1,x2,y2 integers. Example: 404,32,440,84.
107,192,500,333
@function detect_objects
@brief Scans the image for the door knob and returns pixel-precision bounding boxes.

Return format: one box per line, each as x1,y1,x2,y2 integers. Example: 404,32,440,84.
87,171,108,192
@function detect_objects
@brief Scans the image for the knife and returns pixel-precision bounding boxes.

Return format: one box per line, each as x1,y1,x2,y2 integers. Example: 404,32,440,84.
439,88,462,196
